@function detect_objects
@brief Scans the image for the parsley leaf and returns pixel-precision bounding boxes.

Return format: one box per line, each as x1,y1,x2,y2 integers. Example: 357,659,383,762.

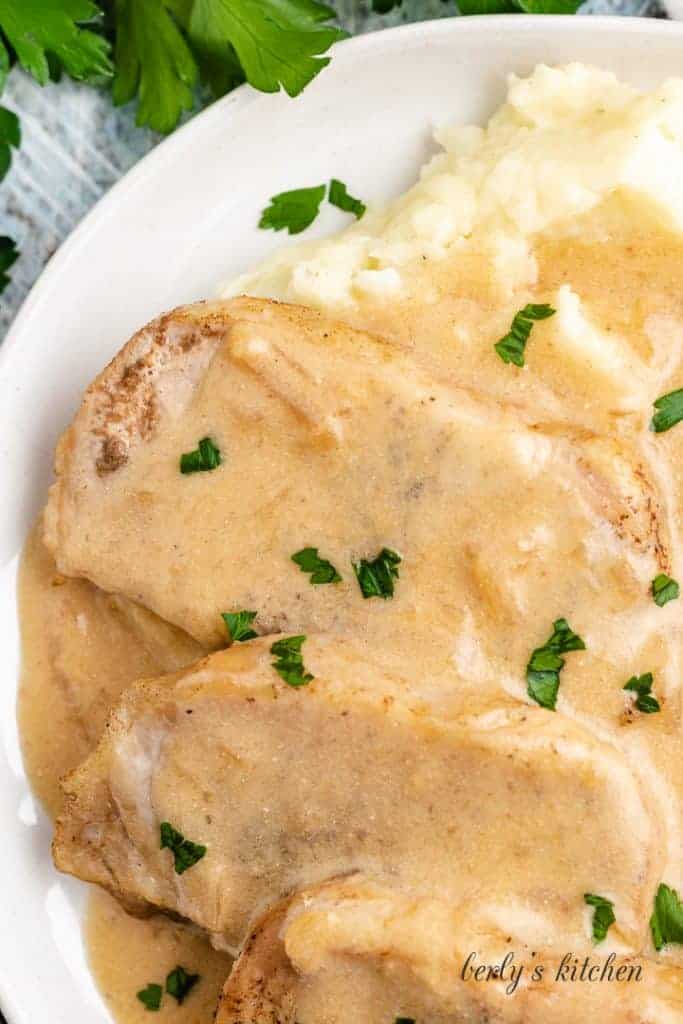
623,672,660,715
292,547,341,584
137,983,163,1011
160,821,206,874
112,0,198,134
526,617,585,711
329,178,366,219
494,303,556,368
0,235,18,294
259,184,326,235
188,0,346,99
584,893,616,944
0,106,19,183
650,883,683,951
652,573,679,608
271,635,313,687
651,388,683,434
0,0,113,86
166,965,200,1005
180,436,221,474
222,609,258,643
353,548,401,600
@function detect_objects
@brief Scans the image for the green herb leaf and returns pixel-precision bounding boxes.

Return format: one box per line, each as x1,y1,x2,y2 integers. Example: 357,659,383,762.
494,303,556,368
516,0,582,11
457,0,518,11
353,547,402,600
112,0,198,134
329,178,366,219
526,617,585,711
259,184,326,235
160,821,207,874
292,547,342,584
222,610,258,643
188,0,346,100
271,635,313,688
166,965,200,1005
0,0,112,86
137,983,163,1011
623,672,660,715
0,105,20,185
584,893,616,944
651,388,683,434
180,436,222,474
0,107,20,149
0,235,18,295
650,883,683,951
651,573,679,608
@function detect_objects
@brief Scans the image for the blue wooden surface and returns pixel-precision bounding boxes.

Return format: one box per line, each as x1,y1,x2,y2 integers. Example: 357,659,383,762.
0,2,663,342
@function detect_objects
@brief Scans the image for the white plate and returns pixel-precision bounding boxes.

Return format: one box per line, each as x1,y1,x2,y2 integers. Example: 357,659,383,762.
2,15,683,1023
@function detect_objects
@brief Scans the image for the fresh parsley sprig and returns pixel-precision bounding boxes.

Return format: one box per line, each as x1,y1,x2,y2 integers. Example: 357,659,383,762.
0,105,20,183
526,617,585,711
494,303,556,368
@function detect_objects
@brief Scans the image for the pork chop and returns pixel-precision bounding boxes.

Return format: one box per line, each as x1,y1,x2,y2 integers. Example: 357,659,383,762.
216,877,683,1024
43,298,675,726
54,637,662,955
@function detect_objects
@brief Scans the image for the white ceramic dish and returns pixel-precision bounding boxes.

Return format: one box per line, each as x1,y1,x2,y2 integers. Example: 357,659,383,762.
2,15,683,1023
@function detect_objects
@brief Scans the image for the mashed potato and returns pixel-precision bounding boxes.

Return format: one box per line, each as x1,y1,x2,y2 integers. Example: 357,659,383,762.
225,64,683,309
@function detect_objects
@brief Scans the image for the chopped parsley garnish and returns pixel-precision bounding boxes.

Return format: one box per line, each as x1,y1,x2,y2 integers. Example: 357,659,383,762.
329,178,366,220
137,983,163,1012
160,821,206,874
651,388,683,434
292,547,342,584
179,436,221,474
650,883,683,951
259,184,326,235
271,635,313,687
623,672,660,714
222,610,258,643
526,617,585,711
494,303,556,368
584,893,616,944
652,573,679,607
166,965,200,1005
353,548,401,600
